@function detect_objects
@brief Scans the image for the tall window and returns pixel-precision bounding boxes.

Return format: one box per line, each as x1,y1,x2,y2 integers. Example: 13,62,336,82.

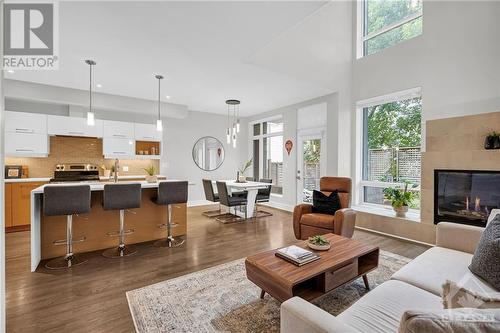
361,0,422,56
360,93,422,209
251,118,284,195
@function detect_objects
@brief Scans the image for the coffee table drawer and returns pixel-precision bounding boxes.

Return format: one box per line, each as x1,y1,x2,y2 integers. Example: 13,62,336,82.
320,260,358,292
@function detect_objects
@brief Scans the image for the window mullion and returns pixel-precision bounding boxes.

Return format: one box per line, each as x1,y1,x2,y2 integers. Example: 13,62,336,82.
363,11,422,42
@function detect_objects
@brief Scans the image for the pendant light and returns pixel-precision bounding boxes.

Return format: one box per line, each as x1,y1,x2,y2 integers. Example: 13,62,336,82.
225,99,240,148
155,75,164,132
85,60,96,126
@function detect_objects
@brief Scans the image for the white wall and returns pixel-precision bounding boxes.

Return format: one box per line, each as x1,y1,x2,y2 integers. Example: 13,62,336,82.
246,93,347,211
161,111,247,204
351,0,500,192
352,1,500,123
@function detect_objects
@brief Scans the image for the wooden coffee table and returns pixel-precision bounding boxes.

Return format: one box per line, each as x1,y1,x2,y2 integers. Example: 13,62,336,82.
245,233,379,302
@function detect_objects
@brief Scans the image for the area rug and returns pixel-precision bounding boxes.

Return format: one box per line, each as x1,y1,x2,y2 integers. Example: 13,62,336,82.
127,250,410,333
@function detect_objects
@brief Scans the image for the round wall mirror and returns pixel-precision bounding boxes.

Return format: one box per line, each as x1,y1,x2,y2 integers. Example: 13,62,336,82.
192,136,225,171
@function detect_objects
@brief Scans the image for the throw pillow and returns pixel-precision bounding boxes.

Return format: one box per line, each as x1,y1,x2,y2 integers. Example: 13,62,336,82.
312,190,341,215
399,309,500,333
469,214,500,290
442,280,500,309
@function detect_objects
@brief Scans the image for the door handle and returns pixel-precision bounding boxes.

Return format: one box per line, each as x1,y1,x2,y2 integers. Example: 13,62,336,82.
296,176,301,180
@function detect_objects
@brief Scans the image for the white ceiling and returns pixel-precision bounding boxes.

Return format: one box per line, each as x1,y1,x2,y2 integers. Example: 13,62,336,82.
5,1,352,116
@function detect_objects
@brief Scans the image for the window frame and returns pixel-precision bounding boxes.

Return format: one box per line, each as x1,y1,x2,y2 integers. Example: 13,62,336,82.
354,88,422,212
249,115,284,197
358,0,423,58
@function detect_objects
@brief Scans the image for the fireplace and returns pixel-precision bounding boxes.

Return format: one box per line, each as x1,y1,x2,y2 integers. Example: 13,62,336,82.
434,169,500,227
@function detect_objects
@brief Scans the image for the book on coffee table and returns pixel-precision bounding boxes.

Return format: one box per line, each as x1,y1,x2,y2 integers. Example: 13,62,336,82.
275,245,320,266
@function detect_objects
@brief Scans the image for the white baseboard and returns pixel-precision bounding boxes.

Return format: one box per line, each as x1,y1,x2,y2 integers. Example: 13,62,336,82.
355,226,435,247
261,201,294,212
187,200,213,207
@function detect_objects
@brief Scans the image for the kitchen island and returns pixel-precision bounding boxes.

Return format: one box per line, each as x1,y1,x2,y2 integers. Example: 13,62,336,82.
30,181,187,271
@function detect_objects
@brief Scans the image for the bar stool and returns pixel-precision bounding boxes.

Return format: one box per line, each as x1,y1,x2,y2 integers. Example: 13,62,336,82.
102,183,142,258
43,185,91,269
152,181,188,247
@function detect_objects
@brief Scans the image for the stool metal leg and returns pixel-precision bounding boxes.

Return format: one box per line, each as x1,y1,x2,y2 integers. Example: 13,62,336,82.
103,209,137,258
154,205,185,247
46,215,88,270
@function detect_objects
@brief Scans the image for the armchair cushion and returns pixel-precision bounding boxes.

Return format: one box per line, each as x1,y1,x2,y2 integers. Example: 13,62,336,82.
301,213,335,229
312,190,341,215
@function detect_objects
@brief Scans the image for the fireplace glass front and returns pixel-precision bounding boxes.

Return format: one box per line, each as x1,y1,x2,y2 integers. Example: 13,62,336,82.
435,170,500,227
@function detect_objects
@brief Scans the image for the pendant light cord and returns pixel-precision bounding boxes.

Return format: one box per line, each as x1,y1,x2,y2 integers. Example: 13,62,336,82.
157,77,161,120
89,62,92,113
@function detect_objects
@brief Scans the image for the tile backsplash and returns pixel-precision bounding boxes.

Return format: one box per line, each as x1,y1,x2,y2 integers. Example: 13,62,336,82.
5,136,160,178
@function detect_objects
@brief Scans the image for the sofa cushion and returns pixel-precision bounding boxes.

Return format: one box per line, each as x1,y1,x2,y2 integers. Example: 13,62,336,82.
392,247,498,296
300,213,335,229
469,214,500,290
337,280,442,333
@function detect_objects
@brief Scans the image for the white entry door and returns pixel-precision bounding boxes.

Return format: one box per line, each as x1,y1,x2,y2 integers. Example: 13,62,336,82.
297,129,326,204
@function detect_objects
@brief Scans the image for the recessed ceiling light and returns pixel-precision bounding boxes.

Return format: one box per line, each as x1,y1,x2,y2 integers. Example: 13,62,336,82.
166,95,171,100
7,70,14,74
96,84,102,88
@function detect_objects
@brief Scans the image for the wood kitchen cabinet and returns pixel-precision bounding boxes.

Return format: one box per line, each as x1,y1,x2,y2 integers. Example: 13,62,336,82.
5,184,12,228
6,182,46,232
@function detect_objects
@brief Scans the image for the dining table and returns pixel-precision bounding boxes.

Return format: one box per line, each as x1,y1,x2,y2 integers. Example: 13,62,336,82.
215,180,272,219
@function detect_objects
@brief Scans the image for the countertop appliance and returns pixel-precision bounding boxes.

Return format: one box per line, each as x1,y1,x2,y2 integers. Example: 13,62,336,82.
50,163,100,183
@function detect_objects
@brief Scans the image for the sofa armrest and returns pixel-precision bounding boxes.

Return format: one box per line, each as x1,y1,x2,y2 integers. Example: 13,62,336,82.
333,208,356,238
293,204,312,239
436,222,484,254
281,297,359,333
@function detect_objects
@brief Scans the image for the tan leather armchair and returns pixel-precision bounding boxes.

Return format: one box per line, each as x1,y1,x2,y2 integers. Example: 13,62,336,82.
293,177,356,240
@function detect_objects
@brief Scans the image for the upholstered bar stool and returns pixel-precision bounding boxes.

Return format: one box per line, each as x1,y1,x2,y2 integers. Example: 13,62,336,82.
152,181,188,247
102,183,142,258
43,185,91,269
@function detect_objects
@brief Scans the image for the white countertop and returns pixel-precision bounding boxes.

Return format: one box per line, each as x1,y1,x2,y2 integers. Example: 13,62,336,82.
5,178,51,183
32,179,194,194
5,175,166,183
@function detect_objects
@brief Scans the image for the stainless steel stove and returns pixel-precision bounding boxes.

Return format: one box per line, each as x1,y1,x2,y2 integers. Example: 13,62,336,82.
50,163,100,183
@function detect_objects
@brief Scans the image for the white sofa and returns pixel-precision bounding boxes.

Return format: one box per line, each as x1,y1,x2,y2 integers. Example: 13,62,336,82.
280,222,493,333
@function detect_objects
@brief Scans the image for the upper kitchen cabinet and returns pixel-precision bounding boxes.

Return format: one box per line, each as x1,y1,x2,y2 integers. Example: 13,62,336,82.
5,132,49,157
103,137,135,158
134,123,162,142
5,111,49,157
48,115,103,138
103,120,135,139
5,111,47,134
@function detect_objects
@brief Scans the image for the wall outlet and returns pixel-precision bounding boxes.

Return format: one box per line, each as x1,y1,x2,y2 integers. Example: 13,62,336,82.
123,166,129,172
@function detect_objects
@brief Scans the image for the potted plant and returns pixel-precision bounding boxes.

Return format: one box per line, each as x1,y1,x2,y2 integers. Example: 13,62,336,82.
237,158,252,183
307,235,331,251
484,132,500,150
383,183,418,218
144,165,157,183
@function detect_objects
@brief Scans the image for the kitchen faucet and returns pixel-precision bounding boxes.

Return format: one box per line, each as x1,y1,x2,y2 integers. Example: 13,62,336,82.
114,158,119,183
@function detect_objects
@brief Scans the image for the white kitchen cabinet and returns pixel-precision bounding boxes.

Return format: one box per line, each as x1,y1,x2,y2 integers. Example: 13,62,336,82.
47,115,103,138
5,132,49,157
134,123,162,142
5,111,47,134
103,120,135,139
103,138,135,158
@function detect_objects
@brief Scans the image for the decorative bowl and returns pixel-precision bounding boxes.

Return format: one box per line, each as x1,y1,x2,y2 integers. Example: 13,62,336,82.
307,242,331,251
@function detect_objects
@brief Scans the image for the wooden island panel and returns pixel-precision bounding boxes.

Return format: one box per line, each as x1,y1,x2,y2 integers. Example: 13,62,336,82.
40,188,187,259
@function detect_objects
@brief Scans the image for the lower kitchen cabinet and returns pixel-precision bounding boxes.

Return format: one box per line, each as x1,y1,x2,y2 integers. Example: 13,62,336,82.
5,182,46,232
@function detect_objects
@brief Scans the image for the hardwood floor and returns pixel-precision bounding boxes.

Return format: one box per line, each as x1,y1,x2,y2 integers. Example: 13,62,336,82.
6,205,430,333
